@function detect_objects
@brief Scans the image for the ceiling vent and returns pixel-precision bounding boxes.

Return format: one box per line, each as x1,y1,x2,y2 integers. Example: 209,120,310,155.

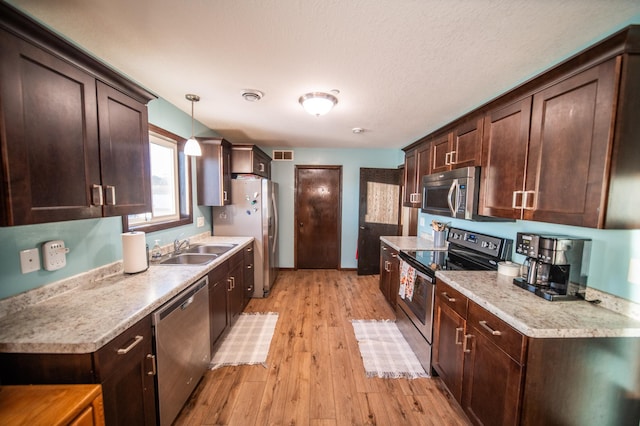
272,150,294,161
241,89,263,102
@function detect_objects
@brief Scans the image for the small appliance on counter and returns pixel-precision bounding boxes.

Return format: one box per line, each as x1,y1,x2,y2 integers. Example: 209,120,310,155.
514,232,591,301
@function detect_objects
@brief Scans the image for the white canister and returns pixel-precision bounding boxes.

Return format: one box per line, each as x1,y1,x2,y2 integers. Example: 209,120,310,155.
122,231,148,274
497,261,521,277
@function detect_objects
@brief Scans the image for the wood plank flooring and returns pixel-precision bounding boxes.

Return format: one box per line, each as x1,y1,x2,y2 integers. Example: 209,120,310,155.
175,270,470,426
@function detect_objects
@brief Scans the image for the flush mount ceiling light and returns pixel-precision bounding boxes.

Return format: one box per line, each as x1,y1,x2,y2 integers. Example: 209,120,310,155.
241,89,264,102
184,94,202,156
298,91,338,116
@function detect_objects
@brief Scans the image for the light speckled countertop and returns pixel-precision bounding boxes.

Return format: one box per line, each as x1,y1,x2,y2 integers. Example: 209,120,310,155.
380,236,447,251
436,270,640,339
0,236,253,354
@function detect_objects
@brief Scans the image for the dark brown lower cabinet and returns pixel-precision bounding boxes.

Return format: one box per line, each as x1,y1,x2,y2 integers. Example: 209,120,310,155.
0,315,157,426
209,260,230,354
379,242,400,308
434,280,640,426
228,250,245,327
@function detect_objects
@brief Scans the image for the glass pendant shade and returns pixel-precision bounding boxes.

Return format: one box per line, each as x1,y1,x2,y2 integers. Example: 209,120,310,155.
185,94,202,156
184,137,202,156
299,92,338,116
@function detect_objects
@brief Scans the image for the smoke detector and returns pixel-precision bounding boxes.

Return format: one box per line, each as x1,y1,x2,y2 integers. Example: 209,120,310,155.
241,89,264,102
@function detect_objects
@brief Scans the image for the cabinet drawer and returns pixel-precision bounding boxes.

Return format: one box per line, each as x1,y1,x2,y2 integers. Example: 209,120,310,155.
436,281,468,319
94,315,152,379
468,301,526,364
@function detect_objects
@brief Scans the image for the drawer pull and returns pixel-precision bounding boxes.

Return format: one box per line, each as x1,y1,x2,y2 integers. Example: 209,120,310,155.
441,292,456,302
455,327,464,345
479,320,502,336
117,335,143,354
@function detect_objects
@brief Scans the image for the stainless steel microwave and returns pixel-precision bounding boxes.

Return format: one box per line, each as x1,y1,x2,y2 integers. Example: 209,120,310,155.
421,166,499,221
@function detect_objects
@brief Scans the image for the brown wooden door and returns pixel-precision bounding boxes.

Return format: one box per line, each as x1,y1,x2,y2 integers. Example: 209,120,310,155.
452,117,483,168
525,58,619,227
462,329,523,426
432,301,465,402
478,97,532,219
97,81,152,217
295,166,342,269
357,168,402,275
0,29,102,225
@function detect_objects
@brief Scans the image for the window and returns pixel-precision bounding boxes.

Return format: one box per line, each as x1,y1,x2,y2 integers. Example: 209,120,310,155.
122,124,192,232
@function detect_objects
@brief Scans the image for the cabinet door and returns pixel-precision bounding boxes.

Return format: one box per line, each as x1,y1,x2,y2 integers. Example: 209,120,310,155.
431,132,453,173
0,30,102,225
97,81,151,217
197,139,232,206
525,59,619,227
416,142,431,186
95,316,156,426
462,328,523,426
209,262,229,351
432,301,465,402
478,98,532,219
243,244,255,305
452,117,483,168
227,253,245,326
379,243,392,302
403,148,417,206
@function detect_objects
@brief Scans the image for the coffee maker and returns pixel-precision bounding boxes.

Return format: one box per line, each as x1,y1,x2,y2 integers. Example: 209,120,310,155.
513,233,591,301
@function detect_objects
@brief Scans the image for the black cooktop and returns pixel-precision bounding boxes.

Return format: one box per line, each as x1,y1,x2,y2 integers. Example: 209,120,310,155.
400,227,513,275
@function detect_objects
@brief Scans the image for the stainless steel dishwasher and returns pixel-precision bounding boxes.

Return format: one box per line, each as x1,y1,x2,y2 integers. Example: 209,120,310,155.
152,276,210,426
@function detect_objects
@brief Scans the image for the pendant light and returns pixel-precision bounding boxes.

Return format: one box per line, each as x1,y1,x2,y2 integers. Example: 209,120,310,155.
184,94,202,156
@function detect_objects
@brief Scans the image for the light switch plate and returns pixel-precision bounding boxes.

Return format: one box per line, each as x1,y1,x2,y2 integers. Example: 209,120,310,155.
43,240,68,271
196,216,205,227
20,248,41,274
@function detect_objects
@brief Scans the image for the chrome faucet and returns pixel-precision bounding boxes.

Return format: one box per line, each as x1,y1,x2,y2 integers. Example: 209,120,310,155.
173,236,190,254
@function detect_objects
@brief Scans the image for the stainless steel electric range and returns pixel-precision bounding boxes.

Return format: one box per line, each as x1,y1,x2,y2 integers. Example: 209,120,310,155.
395,227,513,375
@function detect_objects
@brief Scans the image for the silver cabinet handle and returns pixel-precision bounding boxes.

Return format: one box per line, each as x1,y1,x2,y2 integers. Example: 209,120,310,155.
259,163,265,172
105,185,116,205
479,320,502,336
444,152,451,166
449,150,457,165
117,335,143,355
223,191,228,202
441,292,456,302
92,184,104,206
455,327,464,345
512,191,523,209
523,190,536,210
227,278,233,292
146,354,156,376
463,334,472,353
229,276,235,289
247,264,253,270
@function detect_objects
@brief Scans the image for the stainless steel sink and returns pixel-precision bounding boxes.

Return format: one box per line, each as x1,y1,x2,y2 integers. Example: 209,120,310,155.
185,243,237,255
158,253,218,265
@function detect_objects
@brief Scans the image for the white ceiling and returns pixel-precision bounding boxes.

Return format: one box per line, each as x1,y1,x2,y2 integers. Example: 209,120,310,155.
8,0,640,149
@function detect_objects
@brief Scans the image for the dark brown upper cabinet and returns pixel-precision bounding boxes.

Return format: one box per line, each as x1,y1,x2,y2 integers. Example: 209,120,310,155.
0,3,155,226
403,141,430,207
409,25,640,229
196,138,232,206
431,117,483,174
231,144,272,179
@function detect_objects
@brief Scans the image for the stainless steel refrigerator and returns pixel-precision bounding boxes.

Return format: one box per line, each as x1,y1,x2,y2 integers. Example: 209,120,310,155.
212,178,278,298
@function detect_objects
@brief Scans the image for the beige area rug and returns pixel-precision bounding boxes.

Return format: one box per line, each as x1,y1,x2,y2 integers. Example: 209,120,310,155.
352,319,428,379
210,312,278,369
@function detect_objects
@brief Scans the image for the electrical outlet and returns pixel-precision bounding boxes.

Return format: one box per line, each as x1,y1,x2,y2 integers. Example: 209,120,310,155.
419,217,425,227
628,258,640,285
42,240,69,271
196,216,205,227
20,248,41,274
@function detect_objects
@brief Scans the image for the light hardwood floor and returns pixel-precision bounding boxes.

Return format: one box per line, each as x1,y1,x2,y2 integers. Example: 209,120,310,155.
175,269,470,425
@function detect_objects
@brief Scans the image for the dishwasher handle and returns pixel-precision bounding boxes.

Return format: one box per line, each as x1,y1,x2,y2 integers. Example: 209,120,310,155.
181,296,194,310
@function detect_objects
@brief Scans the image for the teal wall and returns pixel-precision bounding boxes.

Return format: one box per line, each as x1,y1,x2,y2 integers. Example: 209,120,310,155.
267,147,404,269
0,98,219,300
418,213,640,304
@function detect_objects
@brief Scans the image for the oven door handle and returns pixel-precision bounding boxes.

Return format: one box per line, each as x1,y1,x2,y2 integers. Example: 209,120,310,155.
447,179,458,216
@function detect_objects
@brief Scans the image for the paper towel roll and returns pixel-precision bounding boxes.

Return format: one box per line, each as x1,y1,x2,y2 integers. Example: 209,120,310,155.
122,231,148,274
